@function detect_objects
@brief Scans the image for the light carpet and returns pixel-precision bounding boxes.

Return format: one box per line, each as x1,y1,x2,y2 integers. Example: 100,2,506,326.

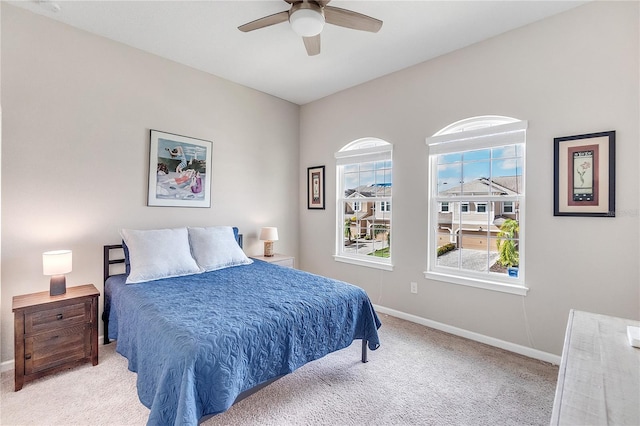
1,314,559,425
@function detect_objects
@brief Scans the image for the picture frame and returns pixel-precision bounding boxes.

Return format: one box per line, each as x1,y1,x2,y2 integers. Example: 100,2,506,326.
148,129,213,208
553,130,615,217
307,165,325,210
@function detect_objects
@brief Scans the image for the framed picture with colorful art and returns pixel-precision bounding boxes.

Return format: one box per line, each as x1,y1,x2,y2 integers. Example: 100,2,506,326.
307,165,325,210
553,130,615,217
148,129,213,207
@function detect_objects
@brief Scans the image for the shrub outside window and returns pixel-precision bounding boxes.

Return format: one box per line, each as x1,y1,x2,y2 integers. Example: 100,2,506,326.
335,138,393,271
426,117,528,295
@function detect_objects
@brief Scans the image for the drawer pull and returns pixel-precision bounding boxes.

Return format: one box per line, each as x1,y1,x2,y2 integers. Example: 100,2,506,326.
25,353,31,360
56,314,63,320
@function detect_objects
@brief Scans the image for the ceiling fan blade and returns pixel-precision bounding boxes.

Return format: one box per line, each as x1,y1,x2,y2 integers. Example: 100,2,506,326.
285,0,331,4
238,10,289,32
303,35,321,56
324,6,382,33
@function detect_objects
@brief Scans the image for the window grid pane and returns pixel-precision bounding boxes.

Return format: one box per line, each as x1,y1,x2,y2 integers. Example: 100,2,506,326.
337,139,392,267
431,142,523,281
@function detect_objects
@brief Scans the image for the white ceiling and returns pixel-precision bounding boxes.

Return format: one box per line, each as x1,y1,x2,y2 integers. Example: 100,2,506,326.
11,0,587,105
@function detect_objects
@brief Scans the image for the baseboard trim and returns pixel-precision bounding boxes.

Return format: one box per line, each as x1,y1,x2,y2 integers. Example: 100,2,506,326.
373,304,561,365
1,359,14,373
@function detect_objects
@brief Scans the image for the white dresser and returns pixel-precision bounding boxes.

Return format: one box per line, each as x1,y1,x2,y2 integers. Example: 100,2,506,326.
551,310,640,425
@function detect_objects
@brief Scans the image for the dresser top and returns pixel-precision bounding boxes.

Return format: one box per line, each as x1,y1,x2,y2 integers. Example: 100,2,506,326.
12,284,99,311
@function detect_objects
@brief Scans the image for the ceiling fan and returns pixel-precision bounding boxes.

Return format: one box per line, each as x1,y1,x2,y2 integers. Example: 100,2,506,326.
238,0,383,56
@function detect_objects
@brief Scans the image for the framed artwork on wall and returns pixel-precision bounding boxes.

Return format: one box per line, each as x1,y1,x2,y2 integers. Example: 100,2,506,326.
554,130,615,217
148,129,213,207
307,165,325,210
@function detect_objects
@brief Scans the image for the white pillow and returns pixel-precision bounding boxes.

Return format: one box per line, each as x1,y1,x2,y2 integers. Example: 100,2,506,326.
188,226,253,272
120,227,202,284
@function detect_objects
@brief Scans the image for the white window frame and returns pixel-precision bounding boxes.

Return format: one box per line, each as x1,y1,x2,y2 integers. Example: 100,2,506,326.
425,117,528,296
335,138,393,271
476,202,487,213
352,201,361,212
379,201,391,212
440,202,449,212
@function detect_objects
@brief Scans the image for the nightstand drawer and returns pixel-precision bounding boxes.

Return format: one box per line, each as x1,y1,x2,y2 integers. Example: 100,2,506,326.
252,254,295,268
24,301,88,334
24,325,90,375
271,257,295,268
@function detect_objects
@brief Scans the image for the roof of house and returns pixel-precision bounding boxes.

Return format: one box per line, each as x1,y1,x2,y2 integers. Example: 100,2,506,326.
440,176,522,196
345,184,392,198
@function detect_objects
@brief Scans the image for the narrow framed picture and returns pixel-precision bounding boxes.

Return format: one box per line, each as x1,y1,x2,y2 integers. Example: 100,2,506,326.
554,130,615,217
148,129,213,207
307,165,325,210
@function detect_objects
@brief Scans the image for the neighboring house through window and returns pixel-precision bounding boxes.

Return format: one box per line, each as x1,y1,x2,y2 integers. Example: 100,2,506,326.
426,116,527,295
335,138,393,271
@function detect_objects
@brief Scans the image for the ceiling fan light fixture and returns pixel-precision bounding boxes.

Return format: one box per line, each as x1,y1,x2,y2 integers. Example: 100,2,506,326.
290,7,325,37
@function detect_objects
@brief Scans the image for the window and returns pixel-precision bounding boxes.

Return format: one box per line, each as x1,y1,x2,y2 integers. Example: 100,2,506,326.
503,201,514,214
426,116,527,295
335,138,393,270
440,202,449,212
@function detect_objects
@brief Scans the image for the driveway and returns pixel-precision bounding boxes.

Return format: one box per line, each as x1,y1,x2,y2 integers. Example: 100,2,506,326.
437,249,499,272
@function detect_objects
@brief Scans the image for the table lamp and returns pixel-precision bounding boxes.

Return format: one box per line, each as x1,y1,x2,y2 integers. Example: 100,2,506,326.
259,227,279,257
43,250,72,296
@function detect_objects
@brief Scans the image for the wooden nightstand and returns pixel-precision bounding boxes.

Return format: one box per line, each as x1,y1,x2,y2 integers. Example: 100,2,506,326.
252,254,295,268
12,284,99,391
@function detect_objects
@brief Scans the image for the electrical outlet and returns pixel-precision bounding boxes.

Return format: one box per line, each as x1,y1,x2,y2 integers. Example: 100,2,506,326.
410,282,418,294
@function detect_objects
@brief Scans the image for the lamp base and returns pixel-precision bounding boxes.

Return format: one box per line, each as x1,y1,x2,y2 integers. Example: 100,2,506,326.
50,275,66,296
263,241,274,257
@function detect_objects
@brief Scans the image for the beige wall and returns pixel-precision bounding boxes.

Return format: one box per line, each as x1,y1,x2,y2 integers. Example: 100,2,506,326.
299,1,639,356
0,5,300,363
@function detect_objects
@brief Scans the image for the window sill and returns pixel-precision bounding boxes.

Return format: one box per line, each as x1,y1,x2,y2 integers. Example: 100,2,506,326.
334,255,394,271
423,271,528,296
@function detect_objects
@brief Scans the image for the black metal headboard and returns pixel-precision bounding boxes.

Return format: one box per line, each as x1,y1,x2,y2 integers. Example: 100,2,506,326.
103,245,125,284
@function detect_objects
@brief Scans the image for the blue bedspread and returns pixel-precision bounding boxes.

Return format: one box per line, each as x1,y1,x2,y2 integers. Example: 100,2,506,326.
105,260,381,425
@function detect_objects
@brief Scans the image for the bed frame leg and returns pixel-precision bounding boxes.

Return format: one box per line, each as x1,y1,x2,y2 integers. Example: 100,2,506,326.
101,312,111,345
361,339,368,363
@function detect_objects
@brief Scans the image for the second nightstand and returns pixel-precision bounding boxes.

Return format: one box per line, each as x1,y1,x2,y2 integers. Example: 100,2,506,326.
252,254,295,268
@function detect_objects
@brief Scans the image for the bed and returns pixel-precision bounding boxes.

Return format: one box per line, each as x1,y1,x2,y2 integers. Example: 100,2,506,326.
103,226,381,425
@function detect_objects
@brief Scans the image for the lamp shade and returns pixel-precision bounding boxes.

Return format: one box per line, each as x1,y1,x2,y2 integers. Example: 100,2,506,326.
290,7,325,37
43,250,72,276
259,227,279,241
